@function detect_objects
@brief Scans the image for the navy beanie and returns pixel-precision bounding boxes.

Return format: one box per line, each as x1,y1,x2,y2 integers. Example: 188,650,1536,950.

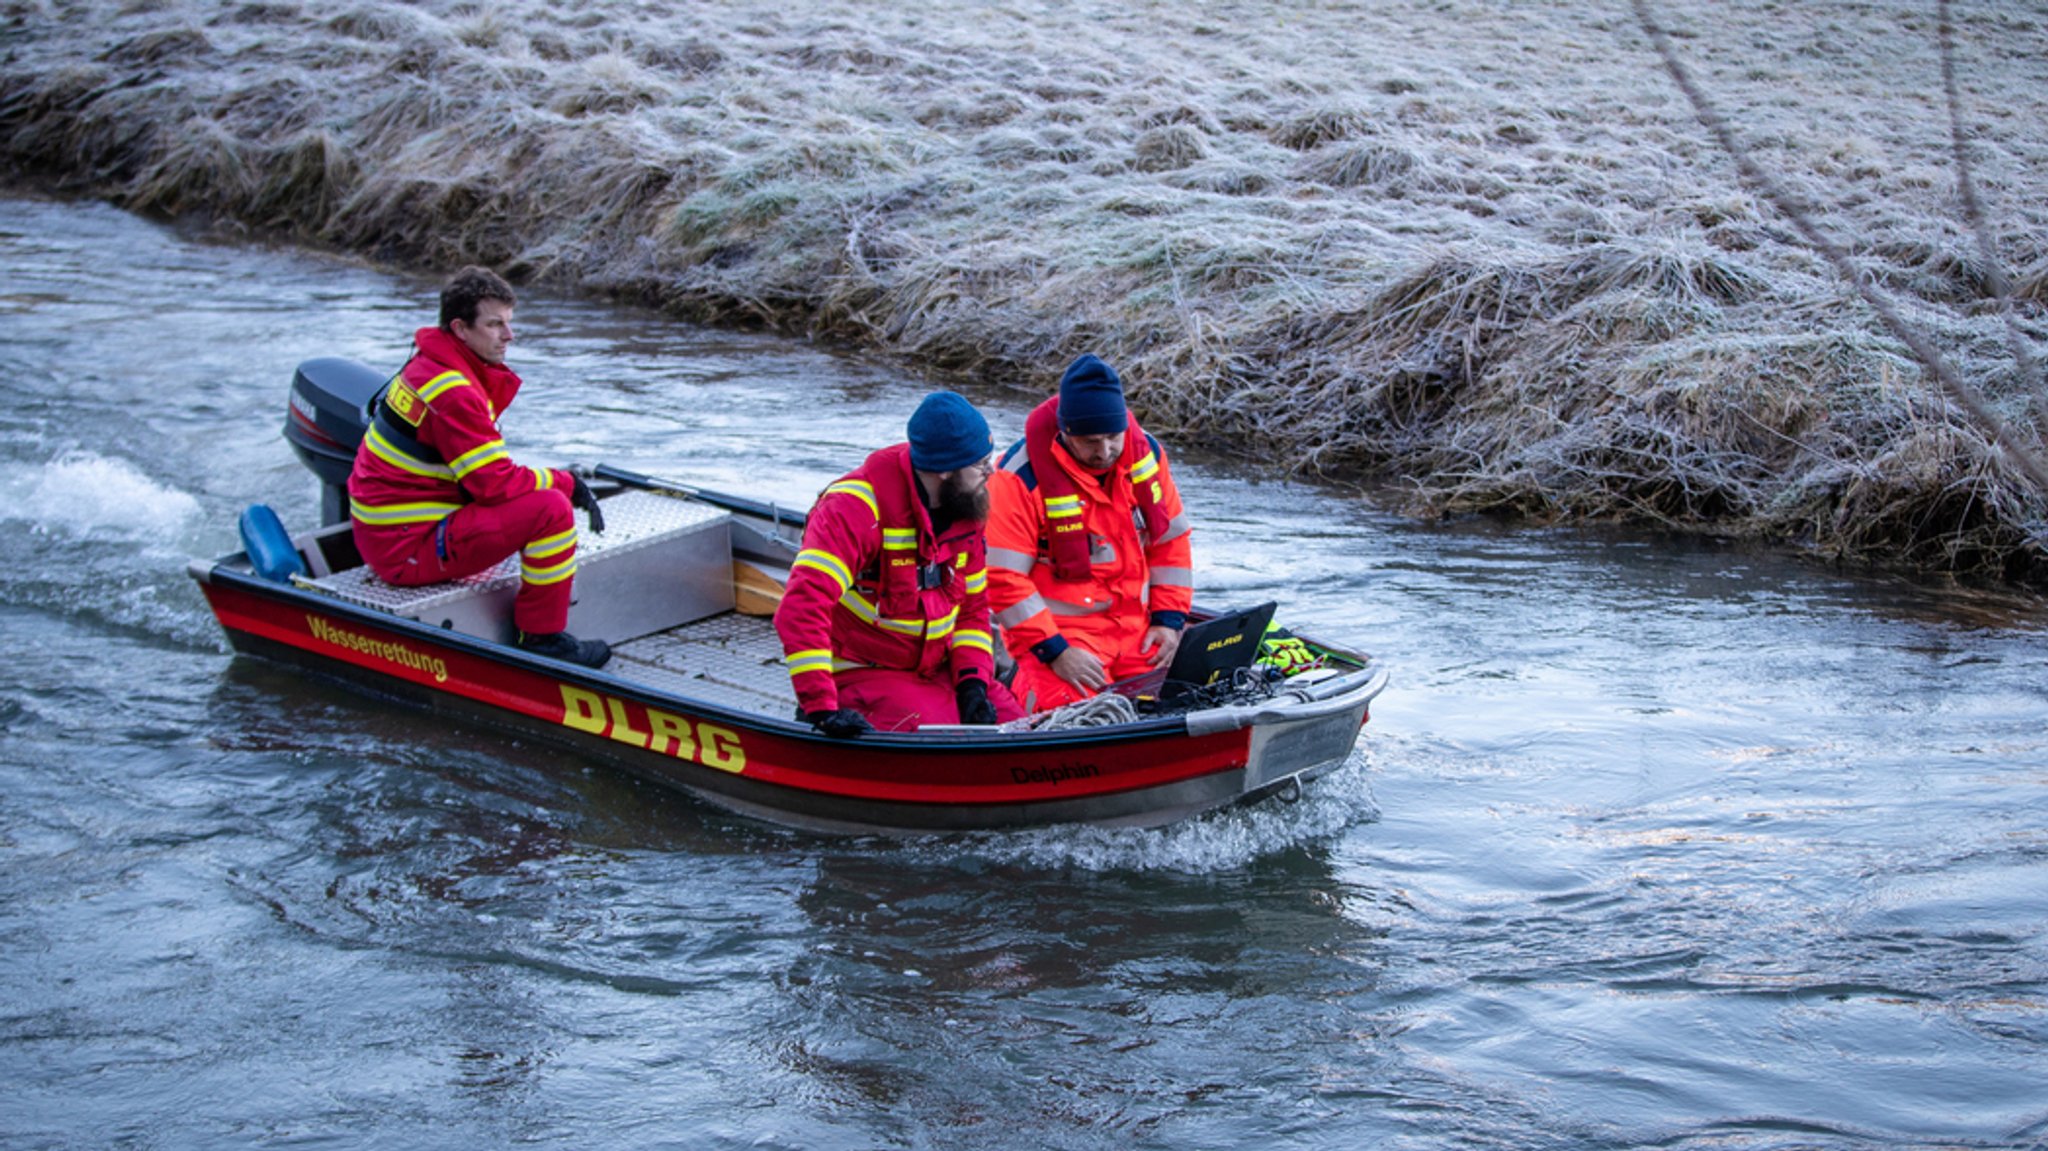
1057,354,1128,436
907,390,993,473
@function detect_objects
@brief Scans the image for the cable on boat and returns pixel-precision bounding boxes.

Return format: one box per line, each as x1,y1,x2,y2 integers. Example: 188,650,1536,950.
1008,666,1313,732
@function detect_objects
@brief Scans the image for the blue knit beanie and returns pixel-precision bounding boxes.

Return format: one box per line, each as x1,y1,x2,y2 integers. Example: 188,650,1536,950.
907,390,993,473
1057,354,1127,436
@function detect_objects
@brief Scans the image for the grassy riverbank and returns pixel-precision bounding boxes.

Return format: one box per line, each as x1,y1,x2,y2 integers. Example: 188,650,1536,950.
5,0,2046,579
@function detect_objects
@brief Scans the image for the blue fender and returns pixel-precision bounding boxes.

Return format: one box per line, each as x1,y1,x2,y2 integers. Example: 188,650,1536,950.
238,504,307,583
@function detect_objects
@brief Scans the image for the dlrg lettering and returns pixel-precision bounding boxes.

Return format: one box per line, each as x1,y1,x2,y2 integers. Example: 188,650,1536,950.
558,685,746,773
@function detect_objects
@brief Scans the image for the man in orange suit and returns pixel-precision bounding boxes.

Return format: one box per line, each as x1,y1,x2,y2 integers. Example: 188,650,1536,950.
984,354,1195,712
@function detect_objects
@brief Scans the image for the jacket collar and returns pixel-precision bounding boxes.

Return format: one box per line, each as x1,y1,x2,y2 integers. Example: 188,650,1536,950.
413,324,521,410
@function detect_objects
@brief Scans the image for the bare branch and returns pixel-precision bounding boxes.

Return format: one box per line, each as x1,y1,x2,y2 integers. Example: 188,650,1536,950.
1941,0,2046,420
1632,0,2048,495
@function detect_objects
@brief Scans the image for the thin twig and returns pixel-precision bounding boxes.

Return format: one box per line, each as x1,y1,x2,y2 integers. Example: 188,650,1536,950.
1632,0,2048,495
1940,0,2045,419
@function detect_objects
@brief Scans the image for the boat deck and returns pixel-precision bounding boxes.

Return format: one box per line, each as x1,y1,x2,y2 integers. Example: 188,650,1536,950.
288,488,800,721
610,613,796,721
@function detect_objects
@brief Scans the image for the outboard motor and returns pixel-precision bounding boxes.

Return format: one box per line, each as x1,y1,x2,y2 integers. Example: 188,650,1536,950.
284,357,386,526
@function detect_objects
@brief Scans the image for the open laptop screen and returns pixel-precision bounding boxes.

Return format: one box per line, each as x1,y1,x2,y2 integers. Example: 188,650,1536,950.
1108,601,1278,702
1165,600,1277,687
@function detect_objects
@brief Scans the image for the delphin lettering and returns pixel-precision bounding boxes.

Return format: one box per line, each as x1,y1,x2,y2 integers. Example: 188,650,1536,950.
1011,762,1100,786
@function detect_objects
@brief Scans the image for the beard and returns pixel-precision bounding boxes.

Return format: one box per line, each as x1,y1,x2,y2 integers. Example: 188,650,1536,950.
937,471,991,523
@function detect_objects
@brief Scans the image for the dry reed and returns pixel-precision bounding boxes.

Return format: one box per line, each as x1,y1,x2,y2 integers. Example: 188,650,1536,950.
3,0,2045,581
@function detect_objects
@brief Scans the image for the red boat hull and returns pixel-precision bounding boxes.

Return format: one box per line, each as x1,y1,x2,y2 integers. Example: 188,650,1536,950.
196,567,1331,833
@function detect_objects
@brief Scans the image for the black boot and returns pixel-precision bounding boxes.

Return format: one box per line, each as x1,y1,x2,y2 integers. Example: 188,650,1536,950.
516,629,612,669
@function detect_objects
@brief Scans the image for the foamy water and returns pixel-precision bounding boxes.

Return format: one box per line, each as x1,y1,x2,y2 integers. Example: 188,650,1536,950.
951,750,1382,874
3,451,201,540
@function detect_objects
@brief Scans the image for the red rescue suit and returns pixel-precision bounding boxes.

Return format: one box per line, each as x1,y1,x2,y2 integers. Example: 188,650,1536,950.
774,444,1022,731
985,398,1195,712
346,326,578,635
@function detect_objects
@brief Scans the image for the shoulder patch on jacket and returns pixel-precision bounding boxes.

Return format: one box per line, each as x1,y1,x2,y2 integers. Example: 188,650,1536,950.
997,438,1037,491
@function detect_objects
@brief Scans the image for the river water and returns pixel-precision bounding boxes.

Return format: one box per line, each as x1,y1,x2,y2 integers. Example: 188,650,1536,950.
2,193,2044,1150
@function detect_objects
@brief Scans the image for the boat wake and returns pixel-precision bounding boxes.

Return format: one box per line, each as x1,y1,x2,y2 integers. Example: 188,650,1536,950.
0,450,220,643
941,749,1381,874
2,450,201,542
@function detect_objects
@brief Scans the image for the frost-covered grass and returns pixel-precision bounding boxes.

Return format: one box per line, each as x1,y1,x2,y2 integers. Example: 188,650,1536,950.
4,0,2046,579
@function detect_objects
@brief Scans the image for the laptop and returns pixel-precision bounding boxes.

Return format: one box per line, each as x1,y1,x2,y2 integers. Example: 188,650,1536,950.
1113,600,1278,704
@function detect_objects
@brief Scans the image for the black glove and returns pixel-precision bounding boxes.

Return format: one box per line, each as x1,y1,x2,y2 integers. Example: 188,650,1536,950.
803,707,874,739
955,679,998,725
569,474,606,534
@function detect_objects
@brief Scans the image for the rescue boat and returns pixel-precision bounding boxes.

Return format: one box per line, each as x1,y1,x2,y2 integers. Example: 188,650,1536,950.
186,357,1388,834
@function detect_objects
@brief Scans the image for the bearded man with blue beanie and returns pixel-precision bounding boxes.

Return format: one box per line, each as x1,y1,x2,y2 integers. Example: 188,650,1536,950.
983,354,1197,713
907,390,992,472
775,390,1024,736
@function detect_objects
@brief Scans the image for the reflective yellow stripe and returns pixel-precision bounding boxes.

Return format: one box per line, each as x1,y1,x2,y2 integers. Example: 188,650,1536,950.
837,589,956,639
532,466,554,490
349,496,459,525
963,569,988,594
522,555,577,585
1130,452,1159,483
364,424,457,480
793,548,854,593
785,649,834,677
447,438,509,478
923,605,959,640
881,527,918,550
415,371,468,401
523,528,577,560
951,628,992,654
837,589,887,627
823,480,878,519
1045,495,1083,519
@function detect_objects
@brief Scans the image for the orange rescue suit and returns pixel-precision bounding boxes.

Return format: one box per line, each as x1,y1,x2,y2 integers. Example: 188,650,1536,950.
984,397,1194,711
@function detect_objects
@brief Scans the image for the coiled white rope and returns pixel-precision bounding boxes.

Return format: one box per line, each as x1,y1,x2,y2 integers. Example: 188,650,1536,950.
1003,691,1139,731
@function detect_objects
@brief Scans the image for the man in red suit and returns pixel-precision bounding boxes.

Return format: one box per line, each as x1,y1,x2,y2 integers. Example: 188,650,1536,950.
774,391,1025,735
346,266,609,667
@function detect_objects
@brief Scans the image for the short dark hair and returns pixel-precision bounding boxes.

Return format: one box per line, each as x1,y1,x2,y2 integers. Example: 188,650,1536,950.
439,265,516,328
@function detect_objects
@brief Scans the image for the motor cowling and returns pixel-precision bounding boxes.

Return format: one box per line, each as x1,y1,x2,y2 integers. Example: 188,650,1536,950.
285,357,385,526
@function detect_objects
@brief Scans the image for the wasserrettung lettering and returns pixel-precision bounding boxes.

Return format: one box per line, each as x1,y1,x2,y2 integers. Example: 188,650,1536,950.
306,615,449,683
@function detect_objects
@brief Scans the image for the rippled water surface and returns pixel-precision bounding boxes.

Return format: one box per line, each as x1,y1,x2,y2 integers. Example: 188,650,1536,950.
2,195,2045,1150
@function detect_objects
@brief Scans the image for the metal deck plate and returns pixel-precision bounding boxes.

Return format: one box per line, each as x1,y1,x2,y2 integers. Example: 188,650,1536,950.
305,489,728,614
611,613,793,719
